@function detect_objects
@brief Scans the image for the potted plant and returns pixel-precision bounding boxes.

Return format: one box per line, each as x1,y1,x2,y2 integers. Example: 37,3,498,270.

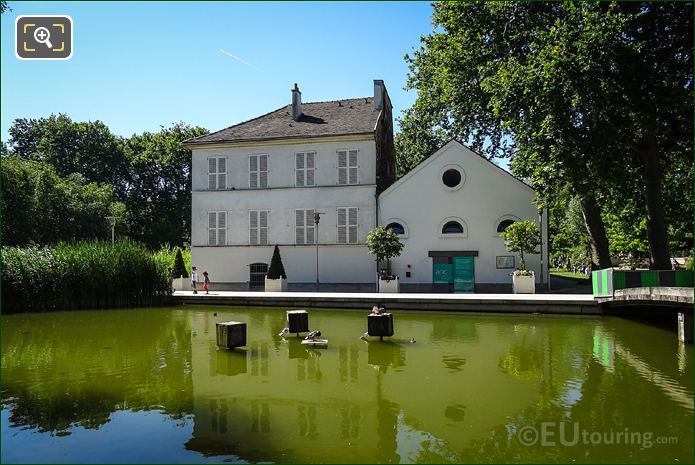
171,247,189,291
367,226,404,293
500,220,541,294
265,245,288,292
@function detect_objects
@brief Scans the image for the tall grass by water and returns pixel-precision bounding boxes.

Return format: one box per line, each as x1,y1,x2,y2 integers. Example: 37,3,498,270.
2,240,174,313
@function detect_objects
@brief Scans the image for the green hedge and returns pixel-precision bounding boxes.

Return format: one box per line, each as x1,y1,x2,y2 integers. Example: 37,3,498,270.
1,240,172,313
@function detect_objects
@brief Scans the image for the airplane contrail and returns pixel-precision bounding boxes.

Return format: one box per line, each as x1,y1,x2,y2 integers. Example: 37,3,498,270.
218,49,260,71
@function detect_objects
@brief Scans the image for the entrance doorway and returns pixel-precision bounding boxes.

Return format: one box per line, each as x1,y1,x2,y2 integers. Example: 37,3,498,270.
431,254,476,293
249,263,268,290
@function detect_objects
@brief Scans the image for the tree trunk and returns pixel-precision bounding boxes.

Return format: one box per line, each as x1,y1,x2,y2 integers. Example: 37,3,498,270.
578,191,612,269
641,132,671,270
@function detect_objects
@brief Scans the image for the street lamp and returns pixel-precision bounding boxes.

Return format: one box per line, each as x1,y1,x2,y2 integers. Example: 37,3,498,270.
105,216,118,244
311,211,326,291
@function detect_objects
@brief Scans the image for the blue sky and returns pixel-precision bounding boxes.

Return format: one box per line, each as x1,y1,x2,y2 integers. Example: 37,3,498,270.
1,1,435,141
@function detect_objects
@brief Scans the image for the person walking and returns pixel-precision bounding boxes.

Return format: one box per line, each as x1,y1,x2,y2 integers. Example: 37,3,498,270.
203,271,210,294
191,266,199,294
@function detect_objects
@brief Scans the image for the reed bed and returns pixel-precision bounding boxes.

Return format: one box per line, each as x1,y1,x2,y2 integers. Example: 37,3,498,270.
2,240,173,313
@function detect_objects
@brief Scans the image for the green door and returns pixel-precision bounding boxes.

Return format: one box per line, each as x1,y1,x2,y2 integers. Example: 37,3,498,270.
453,256,475,293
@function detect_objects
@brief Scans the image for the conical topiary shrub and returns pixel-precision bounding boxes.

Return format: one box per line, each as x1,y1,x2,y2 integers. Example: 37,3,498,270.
172,247,189,278
267,245,287,279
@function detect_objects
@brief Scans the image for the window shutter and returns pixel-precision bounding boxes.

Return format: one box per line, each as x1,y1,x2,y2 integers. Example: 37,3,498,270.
348,208,358,244
208,158,217,190
249,156,258,188
296,167,305,186
337,150,347,185
217,157,226,190
295,153,305,186
208,212,217,245
305,209,315,244
249,211,258,245
337,208,347,244
306,152,315,186
259,155,268,188
218,212,227,245
295,210,305,245
259,211,268,245
296,153,304,169
348,150,358,184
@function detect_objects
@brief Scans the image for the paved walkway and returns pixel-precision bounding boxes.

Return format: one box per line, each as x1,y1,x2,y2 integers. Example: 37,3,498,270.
172,290,598,315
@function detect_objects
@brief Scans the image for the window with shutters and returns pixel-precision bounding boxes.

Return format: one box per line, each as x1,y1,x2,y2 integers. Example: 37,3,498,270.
337,149,358,185
208,157,227,190
337,207,358,244
249,154,268,188
295,152,316,187
295,209,316,245
249,210,269,245
207,211,227,246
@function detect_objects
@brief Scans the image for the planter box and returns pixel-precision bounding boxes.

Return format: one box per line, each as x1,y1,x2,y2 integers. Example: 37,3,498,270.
265,277,287,292
512,272,535,294
379,276,400,293
172,277,189,292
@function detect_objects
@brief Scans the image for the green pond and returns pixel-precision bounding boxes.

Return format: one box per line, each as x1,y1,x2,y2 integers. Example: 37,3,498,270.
1,306,693,463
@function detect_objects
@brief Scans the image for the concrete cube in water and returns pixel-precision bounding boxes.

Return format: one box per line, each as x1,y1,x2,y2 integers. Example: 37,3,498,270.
368,313,394,337
287,310,309,334
216,321,247,349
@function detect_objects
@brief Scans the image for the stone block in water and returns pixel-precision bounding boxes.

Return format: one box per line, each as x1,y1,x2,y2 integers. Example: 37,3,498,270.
368,313,394,338
216,321,247,349
287,310,309,334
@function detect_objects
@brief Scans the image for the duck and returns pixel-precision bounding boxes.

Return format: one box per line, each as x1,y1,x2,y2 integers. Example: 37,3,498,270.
278,327,290,337
360,331,369,340
409,337,416,344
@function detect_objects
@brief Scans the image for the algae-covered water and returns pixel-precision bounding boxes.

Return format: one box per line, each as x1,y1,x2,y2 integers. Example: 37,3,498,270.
1,306,692,463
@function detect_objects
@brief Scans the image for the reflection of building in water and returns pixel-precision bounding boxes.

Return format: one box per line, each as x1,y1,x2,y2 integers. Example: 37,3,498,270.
185,312,551,462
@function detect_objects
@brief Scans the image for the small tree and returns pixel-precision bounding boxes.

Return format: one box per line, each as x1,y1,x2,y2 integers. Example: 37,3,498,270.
500,220,541,274
171,247,188,278
367,226,404,278
267,244,287,279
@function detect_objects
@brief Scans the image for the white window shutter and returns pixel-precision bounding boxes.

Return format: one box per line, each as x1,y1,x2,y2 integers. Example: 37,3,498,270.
337,150,347,185
259,154,268,188
218,157,226,189
306,152,315,186
259,211,268,245
337,208,347,244
250,211,258,245
296,167,305,186
208,158,217,190
348,150,358,184
295,210,305,245
208,212,217,245
348,207,358,244
296,153,304,169
306,209,315,244
218,212,227,245
249,156,258,188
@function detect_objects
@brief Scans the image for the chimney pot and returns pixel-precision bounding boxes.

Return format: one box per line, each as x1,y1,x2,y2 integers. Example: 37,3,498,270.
374,79,385,111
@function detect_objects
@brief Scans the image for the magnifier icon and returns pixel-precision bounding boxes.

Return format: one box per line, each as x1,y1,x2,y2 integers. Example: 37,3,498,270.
33,27,53,49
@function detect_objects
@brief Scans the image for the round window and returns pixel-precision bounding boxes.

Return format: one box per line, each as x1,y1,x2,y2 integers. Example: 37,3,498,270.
442,169,462,188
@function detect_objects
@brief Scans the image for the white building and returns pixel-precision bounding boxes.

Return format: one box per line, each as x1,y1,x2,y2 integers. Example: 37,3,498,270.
186,81,548,292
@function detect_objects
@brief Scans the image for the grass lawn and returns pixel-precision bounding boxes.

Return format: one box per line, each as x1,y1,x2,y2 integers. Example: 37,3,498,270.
550,269,591,283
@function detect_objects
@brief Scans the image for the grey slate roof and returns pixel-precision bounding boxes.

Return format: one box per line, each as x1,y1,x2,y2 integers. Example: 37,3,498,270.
186,97,379,145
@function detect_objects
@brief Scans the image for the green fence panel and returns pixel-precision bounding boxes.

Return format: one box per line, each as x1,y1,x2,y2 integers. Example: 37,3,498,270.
675,270,694,287
641,271,660,287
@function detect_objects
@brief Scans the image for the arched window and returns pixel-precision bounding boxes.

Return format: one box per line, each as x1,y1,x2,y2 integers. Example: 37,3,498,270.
386,222,405,235
497,219,515,233
442,221,464,234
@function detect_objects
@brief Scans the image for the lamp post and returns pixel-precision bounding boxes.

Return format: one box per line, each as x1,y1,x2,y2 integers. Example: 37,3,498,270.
312,211,326,291
105,216,118,244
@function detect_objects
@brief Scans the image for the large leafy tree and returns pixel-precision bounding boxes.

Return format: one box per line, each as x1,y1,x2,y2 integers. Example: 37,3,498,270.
122,123,208,247
1,157,122,245
399,2,692,269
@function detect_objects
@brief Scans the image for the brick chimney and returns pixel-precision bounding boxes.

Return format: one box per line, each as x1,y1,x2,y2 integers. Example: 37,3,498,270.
291,83,302,121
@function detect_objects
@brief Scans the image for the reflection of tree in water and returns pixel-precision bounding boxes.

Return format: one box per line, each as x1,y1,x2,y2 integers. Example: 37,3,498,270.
499,326,543,380
1,309,193,434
